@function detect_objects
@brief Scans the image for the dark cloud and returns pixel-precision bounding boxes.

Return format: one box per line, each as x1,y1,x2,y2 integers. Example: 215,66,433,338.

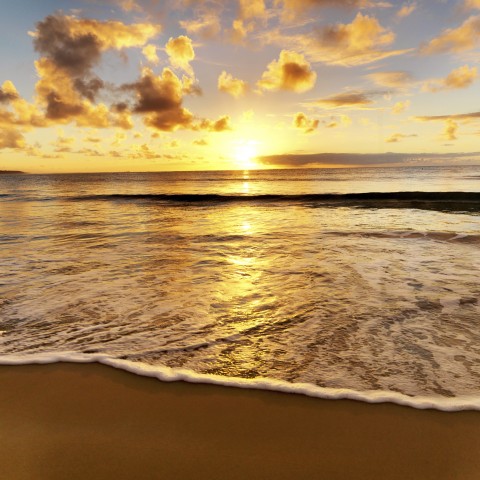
259,151,480,167
73,77,105,102
145,108,194,131
124,69,182,113
0,128,25,149
44,92,84,120
258,50,316,93
416,111,480,121
34,14,102,77
205,115,232,132
111,102,129,112
32,13,160,106
315,90,386,108
0,88,18,103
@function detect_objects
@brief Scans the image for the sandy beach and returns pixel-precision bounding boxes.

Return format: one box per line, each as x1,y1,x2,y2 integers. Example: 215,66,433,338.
1,363,479,480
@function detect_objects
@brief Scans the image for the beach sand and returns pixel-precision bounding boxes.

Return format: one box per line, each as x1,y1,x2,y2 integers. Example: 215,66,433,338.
1,363,480,480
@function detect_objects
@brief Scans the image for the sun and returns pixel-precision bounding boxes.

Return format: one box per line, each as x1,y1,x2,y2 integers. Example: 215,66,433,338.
234,140,258,169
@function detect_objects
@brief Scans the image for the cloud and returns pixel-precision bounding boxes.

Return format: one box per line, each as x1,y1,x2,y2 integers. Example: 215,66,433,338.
314,90,380,108
0,128,25,149
26,14,159,129
386,133,417,142
33,14,160,78
416,111,480,122
324,114,352,128
0,82,19,103
392,100,410,114
180,12,221,40
258,151,479,167
463,0,480,10
0,81,47,128
218,71,248,98
237,0,267,20
193,138,208,145
422,65,477,92
307,13,408,65
229,0,267,43
123,68,231,132
293,112,319,133
118,0,141,11
229,19,255,44
275,0,391,20
396,3,416,19
124,67,195,131
421,15,480,54
443,119,458,141
198,115,232,132
257,50,316,93
142,44,159,64
165,36,195,75
34,57,128,128
367,70,414,88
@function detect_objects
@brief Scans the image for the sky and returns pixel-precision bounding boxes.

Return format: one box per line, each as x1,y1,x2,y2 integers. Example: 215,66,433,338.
1,0,480,173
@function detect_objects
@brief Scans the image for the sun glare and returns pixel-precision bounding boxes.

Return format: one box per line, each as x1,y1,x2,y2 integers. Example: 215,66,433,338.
234,140,258,169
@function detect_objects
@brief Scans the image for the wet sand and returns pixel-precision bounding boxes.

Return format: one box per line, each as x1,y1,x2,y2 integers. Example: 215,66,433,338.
1,362,480,480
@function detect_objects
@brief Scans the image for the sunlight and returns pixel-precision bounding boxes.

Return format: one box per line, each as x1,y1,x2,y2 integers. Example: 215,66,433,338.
234,140,259,169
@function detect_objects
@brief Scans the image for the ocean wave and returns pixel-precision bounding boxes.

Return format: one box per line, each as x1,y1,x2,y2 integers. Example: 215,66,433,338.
65,192,480,212
1,352,480,411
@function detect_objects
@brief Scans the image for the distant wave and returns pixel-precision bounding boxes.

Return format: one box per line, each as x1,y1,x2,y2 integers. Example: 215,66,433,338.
69,192,480,212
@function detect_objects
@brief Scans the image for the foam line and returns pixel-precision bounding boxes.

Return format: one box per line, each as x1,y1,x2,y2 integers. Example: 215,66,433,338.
1,353,480,412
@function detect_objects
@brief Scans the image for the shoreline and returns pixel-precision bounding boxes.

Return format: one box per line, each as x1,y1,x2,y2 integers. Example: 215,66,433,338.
1,363,480,479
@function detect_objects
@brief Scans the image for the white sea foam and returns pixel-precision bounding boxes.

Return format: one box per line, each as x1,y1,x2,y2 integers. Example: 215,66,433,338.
1,353,480,412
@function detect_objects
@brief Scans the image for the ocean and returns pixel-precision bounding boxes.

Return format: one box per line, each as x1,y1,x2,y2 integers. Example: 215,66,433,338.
1,166,479,410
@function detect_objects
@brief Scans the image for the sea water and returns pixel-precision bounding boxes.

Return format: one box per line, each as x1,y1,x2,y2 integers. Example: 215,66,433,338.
1,166,479,410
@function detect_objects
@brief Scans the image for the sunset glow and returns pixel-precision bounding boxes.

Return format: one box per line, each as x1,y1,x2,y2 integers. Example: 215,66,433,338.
1,1,480,173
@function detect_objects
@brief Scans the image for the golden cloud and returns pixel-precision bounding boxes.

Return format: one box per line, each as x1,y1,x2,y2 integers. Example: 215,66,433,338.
218,71,248,98
179,12,221,40
423,65,477,92
238,0,266,20
463,0,480,10
0,128,25,149
444,119,458,141
65,17,160,51
198,115,232,132
309,13,404,65
124,68,230,132
33,14,160,75
142,44,159,64
421,15,480,54
396,3,416,19
0,81,19,103
385,132,417,142
125,67,194,131
367,71,414,88
33,58,129,129
315,90,376,108
293,112,319,133
392,100,410,114
165,36,195,75
260,13,409,66
275,0,372,21
257,50,316,93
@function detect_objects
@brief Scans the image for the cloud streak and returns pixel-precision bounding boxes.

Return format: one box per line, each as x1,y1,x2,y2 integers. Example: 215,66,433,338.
259,151,480,167
421,15,480,54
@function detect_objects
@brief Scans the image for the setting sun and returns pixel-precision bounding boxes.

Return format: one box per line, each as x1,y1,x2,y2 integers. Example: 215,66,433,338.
234,141,259,169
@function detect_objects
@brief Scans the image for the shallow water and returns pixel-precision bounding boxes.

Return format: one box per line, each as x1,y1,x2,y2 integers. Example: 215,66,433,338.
1,166,479,409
